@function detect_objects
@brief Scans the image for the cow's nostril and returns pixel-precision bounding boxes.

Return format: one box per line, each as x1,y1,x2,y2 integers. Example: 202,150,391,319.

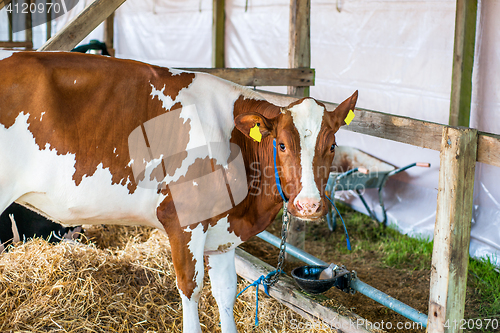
295,200,321,214
294,199,321,214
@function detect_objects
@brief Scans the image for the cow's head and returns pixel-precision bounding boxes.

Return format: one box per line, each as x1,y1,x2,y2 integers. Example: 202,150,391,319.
235,91,358,220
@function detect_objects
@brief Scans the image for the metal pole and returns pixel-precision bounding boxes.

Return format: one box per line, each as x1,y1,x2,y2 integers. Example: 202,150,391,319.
256,230,428,327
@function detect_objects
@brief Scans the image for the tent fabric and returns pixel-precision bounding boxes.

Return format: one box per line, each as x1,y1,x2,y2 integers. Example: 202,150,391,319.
226,0,500,266
1,0,499,265
114,0,213,67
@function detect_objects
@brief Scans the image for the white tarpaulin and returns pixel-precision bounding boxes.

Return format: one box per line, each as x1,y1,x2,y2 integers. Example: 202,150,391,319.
0,0,499,264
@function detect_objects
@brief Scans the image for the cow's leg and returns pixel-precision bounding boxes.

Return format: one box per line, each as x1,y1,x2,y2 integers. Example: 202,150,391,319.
167,224,207,333
179,284,204,333
157,191,211,332
207,248,237,333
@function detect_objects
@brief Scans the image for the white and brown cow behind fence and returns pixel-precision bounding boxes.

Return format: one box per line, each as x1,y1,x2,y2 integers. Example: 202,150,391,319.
0,52,357,333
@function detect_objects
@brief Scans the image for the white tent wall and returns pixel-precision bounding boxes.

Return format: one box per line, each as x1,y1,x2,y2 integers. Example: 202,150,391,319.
304,0,449,244
0,0,56,49
50,0,213,67
114,0,213,67
469,1,500,262
226,0,289,93
0,1,104,49
0,8,10,41
1,0,499,264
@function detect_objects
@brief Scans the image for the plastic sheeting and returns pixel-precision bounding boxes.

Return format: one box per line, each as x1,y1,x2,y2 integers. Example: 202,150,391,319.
226,0,500,266
0,0,56,49
114,0,213,67
0,1,103,49
1,0,499,265
468,1,500,264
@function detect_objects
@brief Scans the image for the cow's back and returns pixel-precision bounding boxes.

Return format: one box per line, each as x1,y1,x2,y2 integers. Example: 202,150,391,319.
1,52,194,184
0,53,200,226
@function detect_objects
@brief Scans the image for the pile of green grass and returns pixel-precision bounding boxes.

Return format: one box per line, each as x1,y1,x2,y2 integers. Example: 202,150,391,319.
468,256,500,320
327,202,433,270
330,202,500,324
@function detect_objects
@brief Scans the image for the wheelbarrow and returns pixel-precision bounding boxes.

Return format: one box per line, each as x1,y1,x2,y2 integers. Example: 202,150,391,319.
325,146,430,230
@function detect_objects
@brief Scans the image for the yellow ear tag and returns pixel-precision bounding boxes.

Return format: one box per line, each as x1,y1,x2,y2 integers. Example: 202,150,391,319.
344,110,355,125
249,124,262,142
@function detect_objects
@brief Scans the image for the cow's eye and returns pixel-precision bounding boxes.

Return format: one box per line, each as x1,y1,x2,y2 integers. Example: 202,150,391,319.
330,143,336,152
279,143,286,152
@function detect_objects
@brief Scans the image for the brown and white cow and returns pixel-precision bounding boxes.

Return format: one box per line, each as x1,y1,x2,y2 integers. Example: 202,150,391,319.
0,51,357,332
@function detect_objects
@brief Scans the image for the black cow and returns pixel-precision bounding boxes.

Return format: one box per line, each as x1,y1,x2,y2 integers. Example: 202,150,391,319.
0,203,82,252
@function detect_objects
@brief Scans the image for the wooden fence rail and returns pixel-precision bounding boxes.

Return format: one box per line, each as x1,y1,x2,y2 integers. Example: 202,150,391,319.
257,90,500,168
177,68,314,87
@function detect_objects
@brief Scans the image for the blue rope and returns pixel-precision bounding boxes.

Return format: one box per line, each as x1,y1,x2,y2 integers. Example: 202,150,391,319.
325,195,352,251
273,139,287,202
234,141,287,327
235,270,280,326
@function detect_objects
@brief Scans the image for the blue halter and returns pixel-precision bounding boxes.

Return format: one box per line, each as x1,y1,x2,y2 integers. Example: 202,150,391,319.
273,139,287,202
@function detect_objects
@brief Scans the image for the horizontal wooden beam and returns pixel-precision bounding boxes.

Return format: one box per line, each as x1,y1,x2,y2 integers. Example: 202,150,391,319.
38,0,126,51
344,107,443,151
178,68,314,87
0,41,33,49
288,0,311,97
477,132,500,168
235,248,377,333
257,89,500,168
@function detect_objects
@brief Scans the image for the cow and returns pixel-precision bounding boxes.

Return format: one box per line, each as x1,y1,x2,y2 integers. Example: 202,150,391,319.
0,51,357,333
0,202,82,252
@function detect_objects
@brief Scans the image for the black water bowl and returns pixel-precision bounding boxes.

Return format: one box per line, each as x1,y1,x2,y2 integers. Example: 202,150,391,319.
291,265,337,294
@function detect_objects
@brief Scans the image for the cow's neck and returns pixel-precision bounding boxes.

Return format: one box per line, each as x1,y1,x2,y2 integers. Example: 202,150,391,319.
229,96,284,240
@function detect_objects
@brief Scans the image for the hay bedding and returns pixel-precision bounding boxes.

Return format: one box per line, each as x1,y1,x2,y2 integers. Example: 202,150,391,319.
0,225,335,332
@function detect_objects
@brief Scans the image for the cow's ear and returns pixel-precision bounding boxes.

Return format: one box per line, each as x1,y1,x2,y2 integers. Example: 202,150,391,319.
234,112,275,143
327,90,358,130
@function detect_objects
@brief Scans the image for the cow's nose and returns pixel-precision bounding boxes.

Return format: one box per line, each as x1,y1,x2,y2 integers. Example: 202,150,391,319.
294,198,321,215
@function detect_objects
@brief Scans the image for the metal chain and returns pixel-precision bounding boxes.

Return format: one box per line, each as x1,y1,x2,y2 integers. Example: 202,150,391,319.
263,202,290,287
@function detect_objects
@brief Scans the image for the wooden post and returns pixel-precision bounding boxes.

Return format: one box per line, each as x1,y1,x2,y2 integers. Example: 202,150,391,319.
25,0,34,50
104,11,115,56
38,0,126,51
427,127,477,333
287,0,310,97
46,7,52,42
449,0,478,127
212,0,225,68
286,0,311,259
7,2,13,42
